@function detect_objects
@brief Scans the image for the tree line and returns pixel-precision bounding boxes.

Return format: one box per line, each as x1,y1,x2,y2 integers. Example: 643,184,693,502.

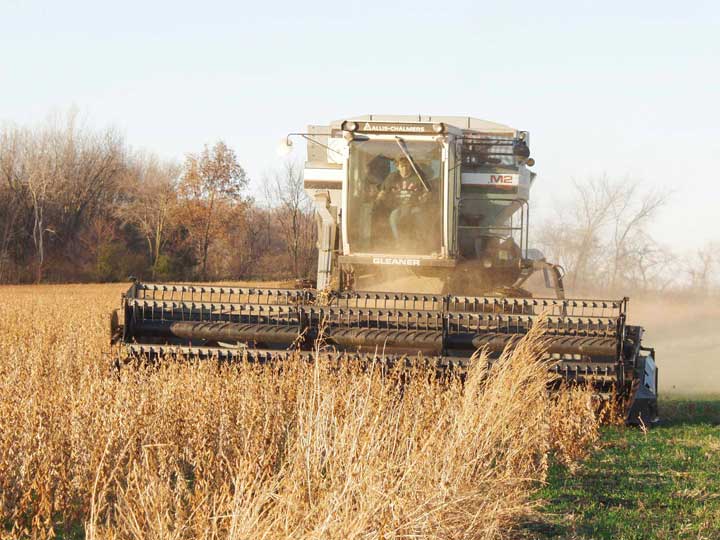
0,113,316,284
535,175,719,296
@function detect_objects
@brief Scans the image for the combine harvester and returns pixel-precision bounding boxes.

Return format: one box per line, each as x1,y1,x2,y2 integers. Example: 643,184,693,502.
111,115,658,425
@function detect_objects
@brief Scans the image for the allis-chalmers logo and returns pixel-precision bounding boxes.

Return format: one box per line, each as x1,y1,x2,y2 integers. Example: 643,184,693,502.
372,257,421,266
358,122,432,133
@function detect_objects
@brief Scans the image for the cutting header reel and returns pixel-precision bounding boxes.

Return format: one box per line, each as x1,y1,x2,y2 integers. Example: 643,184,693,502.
112,280,658,425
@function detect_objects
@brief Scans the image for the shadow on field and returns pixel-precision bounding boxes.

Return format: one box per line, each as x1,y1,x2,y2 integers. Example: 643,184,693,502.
525,399,720,540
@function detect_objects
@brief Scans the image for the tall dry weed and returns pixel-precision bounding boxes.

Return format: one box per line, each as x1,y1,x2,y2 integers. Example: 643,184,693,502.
0,284,599,539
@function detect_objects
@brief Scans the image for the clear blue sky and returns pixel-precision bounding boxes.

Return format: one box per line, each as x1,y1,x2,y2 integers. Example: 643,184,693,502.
1,0,718,250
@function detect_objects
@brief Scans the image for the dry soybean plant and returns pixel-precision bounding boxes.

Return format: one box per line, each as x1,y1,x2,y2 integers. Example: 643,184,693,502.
0,284,599,540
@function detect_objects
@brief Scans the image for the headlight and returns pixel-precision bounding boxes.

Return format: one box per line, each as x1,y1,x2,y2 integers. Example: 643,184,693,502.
432,122,445,134
343,121,358,132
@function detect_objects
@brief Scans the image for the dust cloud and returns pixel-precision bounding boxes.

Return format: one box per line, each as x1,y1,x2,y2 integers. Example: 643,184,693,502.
629,295,720,396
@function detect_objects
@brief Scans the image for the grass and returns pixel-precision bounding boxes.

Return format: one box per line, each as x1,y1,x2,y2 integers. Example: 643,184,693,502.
531,399,720,540
0,283,600,540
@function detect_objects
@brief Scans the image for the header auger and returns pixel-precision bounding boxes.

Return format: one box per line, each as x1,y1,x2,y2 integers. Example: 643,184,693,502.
111,115,658,425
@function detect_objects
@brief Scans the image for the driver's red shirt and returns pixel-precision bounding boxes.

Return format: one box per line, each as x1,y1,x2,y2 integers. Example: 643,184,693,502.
382,172,426,205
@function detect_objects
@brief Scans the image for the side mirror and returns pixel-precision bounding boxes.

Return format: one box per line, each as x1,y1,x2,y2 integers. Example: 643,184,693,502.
512,140,530,159
276,136,293,157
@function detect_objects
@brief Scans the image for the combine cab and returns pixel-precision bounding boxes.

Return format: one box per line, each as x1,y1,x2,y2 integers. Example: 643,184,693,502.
111,115,658,425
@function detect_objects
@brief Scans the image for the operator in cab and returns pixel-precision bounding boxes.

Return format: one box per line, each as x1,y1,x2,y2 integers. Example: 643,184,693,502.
376,156,432,246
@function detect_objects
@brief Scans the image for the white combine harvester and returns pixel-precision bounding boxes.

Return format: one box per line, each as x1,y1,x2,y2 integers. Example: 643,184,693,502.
112,115,659,425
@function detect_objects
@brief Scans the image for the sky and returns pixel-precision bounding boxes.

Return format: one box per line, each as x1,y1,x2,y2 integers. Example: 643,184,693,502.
1,0,718,251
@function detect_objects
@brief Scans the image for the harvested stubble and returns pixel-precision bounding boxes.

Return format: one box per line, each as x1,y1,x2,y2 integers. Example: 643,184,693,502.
0,284,599,540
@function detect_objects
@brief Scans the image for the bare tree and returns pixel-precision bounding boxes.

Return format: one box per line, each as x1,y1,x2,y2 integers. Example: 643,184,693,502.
0,127,29,282
41,111,126,254
227,204,273,278
120,153,180,278
264,160,315,278
537,176,618,290
686,242,719,293
23,128,59,282
537,175,668,294
605,179,667,290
